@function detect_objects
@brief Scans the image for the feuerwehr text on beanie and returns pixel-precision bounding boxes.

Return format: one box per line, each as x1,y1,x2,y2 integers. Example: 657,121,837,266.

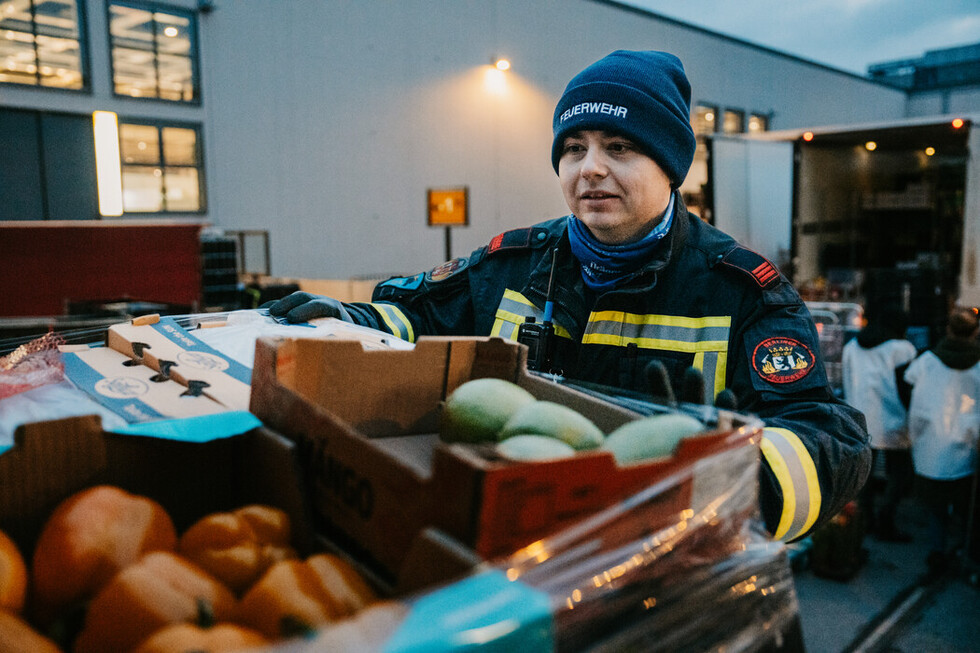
551,50,697,186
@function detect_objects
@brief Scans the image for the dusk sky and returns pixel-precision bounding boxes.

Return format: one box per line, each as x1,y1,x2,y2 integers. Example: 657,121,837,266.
622,0,980,75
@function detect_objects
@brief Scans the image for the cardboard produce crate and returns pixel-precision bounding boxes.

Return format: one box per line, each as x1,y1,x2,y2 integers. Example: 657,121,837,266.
0,413,314,565
250,335,764,587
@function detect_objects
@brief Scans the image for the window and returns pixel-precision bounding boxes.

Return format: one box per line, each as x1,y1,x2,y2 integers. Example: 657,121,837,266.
722,109,744,134
692,104,718,136
748,113,769,133
109,2,198,102
120,120,204,213
0,0,86,89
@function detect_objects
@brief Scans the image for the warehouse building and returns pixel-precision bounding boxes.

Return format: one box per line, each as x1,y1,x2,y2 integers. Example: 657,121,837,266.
1,0,975,309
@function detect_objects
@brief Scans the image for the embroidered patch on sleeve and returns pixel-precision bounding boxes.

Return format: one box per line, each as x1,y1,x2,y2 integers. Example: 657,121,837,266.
752,336,815,384
425,257,468,283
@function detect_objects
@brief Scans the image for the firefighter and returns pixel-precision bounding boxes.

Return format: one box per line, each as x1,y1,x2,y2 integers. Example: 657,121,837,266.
265,50,870,541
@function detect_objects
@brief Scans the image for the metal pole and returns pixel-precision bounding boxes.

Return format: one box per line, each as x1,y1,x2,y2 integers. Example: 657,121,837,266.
445,226,452,261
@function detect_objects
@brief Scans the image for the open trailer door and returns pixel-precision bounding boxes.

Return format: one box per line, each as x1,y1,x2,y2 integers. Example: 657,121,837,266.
958,124,980,307
710,136,794,271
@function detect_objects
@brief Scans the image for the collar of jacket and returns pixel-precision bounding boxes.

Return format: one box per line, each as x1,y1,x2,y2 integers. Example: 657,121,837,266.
521,191,690,336
600,189,691,295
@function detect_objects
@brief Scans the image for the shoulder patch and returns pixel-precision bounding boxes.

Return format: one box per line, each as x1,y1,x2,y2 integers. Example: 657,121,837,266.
425,257,468,283
488,228,532,255
719,247,780,289
751,336,815,384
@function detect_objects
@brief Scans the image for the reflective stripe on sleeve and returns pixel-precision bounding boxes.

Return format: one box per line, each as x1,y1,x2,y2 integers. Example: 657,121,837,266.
582,312,730,399
760,426,822,541
491,289,572,340
369,302,416,343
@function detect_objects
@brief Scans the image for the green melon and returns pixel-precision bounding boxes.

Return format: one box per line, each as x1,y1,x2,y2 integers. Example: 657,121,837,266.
439,378,536,443
498,401,605,450
601,413,705,464
497,434,577,461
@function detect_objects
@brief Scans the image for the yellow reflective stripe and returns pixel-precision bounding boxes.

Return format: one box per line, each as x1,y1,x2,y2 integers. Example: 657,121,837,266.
582,333,728,352
712,351,728,397
693,351,727,398
502,288,534,307
495,308,530,325
581,311,731,398
369,303,416,343
493,289,572,339
590,311,731,329
582,311,730,351
491,318,518,340
761,427,822,541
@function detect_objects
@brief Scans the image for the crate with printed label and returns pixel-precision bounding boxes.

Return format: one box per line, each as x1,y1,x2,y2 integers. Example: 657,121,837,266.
249,335,764,588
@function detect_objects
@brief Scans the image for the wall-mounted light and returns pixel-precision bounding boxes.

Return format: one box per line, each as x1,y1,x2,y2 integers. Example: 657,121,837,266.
93,111,123,216
925,146,936,156
485,56,511,94
802,131,814,142
952,118,964,129
864,141,877,152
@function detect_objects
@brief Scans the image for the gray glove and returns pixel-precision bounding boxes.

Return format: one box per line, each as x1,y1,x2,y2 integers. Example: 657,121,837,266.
263,291,353,324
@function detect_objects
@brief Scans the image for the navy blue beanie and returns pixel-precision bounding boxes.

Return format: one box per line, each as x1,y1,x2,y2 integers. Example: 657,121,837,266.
552,50,696,187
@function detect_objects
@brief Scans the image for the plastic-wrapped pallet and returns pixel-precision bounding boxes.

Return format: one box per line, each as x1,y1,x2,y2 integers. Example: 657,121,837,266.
270,430,799,653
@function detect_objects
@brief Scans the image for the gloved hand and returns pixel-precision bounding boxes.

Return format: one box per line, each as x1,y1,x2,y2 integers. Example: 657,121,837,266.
261,291,353,324
645,360,738,410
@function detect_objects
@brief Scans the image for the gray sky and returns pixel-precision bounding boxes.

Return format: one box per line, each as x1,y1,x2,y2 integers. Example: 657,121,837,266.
621,0,980,76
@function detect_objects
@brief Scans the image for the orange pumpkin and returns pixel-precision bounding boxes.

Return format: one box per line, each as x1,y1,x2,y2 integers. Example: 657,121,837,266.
0,528,28,614
131,623,268,653
236,553,377,640
178,504,297,594
31,485,177,626
73,551,237,653
0,609,62,653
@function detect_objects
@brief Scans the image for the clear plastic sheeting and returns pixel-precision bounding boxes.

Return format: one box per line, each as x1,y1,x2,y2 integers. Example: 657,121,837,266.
279,424,799,653
506,440,797,653
0,332,65,400
0,379,130,449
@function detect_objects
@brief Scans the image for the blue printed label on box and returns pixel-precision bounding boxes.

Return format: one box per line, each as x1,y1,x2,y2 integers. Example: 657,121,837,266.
383,570,553,653
63,346,229,423
107,317,252,410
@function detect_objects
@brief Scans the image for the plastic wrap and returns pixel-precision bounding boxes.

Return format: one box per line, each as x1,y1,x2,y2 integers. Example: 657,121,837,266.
0,332,65,400
0,380,131,448
278,424,799,652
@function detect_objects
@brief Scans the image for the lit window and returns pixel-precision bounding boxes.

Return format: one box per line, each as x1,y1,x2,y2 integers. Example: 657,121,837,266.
120,121,204,213
0,0,85,89
109,2,198,102
693,104,718,136
723,109,744,134
748,113,769,133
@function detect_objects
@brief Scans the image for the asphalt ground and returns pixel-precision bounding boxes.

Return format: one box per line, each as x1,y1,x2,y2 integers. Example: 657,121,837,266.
791,492,980,652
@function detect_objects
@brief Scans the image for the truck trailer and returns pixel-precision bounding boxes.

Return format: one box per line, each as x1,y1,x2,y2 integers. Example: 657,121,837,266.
706,115,978,347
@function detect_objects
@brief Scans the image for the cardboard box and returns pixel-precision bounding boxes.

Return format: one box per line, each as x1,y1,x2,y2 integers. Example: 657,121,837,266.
250,335,763,586
107,316,252,410
0,413,314,564
61,345,230,421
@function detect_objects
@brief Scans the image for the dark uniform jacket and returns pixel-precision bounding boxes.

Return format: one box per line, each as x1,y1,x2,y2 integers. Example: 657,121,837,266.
341,192,870,541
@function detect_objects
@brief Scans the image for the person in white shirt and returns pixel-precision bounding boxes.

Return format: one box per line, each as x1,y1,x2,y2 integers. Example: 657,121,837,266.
842,307,917,541
904,306,980,573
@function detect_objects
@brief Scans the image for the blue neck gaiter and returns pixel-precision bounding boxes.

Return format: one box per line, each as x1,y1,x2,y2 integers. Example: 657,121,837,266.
567,194,674,291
